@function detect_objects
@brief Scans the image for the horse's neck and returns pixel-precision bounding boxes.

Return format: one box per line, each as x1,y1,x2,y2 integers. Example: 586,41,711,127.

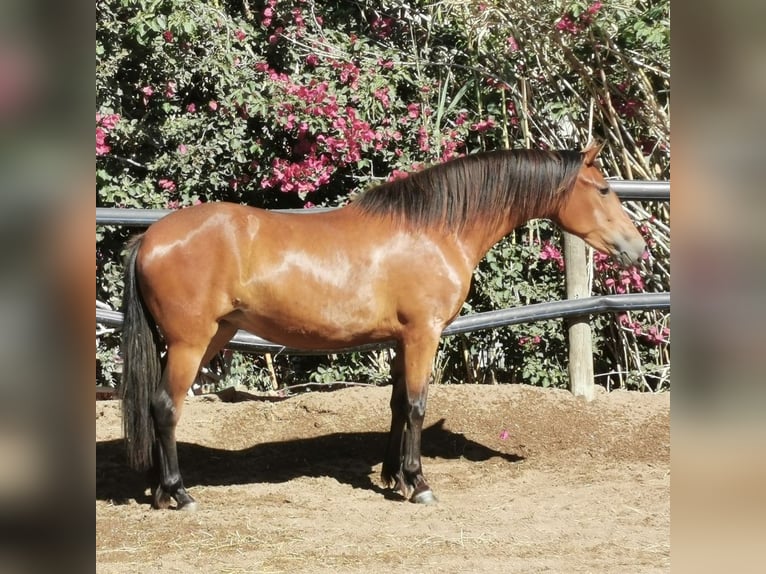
457,212,540,267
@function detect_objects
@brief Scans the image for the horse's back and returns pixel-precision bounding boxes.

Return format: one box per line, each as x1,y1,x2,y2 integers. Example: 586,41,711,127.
132,201,473,349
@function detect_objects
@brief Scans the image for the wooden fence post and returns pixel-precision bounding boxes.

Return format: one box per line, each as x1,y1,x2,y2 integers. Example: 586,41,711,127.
563,232,595,401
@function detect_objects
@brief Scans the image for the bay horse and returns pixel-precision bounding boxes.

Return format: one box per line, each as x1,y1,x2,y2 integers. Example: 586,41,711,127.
120,142,646,510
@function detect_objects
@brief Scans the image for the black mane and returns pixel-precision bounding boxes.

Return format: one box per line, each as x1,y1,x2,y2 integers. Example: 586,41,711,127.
353,149,583,232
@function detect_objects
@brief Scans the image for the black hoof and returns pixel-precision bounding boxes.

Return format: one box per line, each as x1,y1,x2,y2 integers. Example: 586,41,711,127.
152,485,173,510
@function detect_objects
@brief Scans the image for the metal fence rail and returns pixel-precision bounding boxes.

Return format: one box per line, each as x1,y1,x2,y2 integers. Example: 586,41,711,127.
96,292,669,355
96,181,669,226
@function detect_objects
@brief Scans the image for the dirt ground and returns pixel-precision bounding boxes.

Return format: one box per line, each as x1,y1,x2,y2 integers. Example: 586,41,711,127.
96,384,670,573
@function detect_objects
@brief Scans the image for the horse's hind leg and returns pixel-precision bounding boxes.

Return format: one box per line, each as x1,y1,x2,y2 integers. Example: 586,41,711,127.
384,332,440,504
151,322,239,510
150,342,206,510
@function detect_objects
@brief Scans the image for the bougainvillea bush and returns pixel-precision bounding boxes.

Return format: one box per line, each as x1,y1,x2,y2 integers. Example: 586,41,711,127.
97,0,670,391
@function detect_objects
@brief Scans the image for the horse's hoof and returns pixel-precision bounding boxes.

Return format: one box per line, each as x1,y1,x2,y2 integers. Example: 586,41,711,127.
152,488,173,510
177,500,198,512
411,490,437,505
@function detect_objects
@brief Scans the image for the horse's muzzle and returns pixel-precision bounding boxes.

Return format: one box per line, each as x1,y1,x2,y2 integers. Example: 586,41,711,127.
612,236,648,267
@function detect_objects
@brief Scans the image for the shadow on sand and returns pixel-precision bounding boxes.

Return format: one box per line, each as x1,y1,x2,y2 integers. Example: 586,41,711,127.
97,418,524,505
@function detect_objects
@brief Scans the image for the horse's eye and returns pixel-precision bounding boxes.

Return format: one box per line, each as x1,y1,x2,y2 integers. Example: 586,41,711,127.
598,186,610,196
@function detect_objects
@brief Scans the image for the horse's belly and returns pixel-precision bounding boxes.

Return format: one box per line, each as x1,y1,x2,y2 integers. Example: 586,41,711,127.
227,298,399,350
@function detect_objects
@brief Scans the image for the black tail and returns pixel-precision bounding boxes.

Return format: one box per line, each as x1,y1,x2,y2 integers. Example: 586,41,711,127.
120,235,162,471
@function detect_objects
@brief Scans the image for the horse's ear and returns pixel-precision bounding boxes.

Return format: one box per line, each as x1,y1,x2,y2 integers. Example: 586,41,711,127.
582,139,605,166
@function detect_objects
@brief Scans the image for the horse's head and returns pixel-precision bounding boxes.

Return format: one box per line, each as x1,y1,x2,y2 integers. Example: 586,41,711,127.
553,142,647,266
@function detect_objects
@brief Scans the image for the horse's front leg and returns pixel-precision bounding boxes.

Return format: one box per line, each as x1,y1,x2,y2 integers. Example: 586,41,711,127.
382,351,406,488
383,333,439,504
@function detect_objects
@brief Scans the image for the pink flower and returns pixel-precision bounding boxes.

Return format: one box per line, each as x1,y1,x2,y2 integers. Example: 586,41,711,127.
292,8,305,30
387,170,410,182
587,1,603,15
140,85,154,105
177,144,188,155
407,103,420,119
96,113,120,156
506,36,519,52
186,103,196,113
268,27,283,44
164,81,177,98
98,113,120,130
370,17,394,39
519,335,541,347
208,100,218,111
555,16,580,34
470,118,496,132
234,29,246,41
306,53,319,67
95,127,110,156
260,154,336,195
158,179,176,192
418,126,430,152
163,30,174,43
499,430,510,441
374,88,390,109
539,241,565,270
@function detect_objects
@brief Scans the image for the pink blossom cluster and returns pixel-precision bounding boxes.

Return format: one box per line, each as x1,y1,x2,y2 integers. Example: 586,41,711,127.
539,241,565,270
556,1,603,35
140,85,154,106
440,134,463,161
261,154,335,195
158,178,176,192
96,112,120,156
387,169,410,182
470,117,496,133
594,251,646,293
334,60,360,89
518,335,542,346
370,16,395,39
261,0,278,28
617,313,670,346
374,87,391,109
256,62,425,194
251,47,473,195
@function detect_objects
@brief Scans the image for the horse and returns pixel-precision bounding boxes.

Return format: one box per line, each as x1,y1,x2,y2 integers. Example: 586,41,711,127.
120,141,646,510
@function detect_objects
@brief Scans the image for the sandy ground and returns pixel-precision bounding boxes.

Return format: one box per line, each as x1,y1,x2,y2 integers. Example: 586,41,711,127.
96,384,669,573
